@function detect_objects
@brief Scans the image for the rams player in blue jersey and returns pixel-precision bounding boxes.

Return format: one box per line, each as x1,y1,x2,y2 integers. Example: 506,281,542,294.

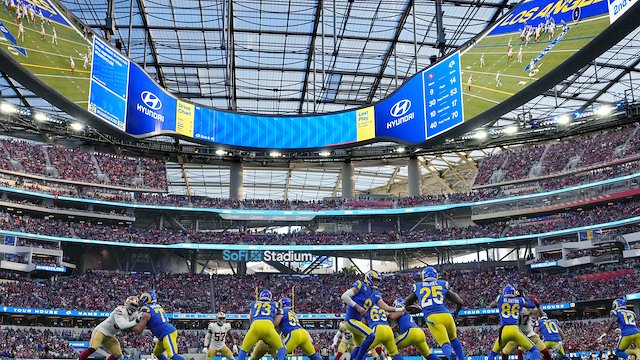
132,291,185,360
359,304,404,360
534,314,570,360
238,289,286,360
403,267,465,360
278,297,323,360
341,270,404,360
487,285,541,360
599,298,640,360
389,298,440,360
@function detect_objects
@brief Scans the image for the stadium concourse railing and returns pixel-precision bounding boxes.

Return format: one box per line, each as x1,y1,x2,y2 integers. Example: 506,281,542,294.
1,171,640,219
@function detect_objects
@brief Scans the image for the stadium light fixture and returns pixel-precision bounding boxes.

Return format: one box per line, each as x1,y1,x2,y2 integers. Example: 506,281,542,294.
70,122,85,131
0,102,18,114
396,147,406,153
319,151,331,157
34,113,48,122
504,125,518,134
556,114,571,125
596,105,612,116
269,151,281,158
215,149,225,156
474,130,488,140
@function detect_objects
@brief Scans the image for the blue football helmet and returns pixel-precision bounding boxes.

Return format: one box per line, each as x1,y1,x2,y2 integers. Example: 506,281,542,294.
393,298,405,308
539,313,548,320
259,289,272,301
364,270,382,288
503,285,516,297
613,299,627,310
139,291,157,305
281,297,292,309
422,267,438,281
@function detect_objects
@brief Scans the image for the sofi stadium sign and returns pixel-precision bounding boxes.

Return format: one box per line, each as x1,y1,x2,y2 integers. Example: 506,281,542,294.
222,250,315,262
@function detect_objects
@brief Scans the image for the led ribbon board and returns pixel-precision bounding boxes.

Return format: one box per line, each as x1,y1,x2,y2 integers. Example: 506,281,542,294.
0,0,638,149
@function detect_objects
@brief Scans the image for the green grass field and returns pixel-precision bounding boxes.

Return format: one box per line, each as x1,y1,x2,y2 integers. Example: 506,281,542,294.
0,6,92,106
460,15,610,120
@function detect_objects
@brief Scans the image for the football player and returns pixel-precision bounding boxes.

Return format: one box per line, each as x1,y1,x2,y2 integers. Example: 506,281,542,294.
360,304,403,360
204,312,235,360
333,321,356,360
238,290,286,360
389,298,439,360
132,291,185,360
599,299,640,360
487,285,541,360
78,296,139,360
278,297,323,360
534,314,569,360
404,267,465,360
502,290,551,360
341,270,404,360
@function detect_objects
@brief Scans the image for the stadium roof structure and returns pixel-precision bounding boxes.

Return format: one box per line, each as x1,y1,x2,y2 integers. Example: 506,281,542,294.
0,0,639,200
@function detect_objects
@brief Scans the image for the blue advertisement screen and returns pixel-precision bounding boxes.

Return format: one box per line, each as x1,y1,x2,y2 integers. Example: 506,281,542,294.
125,65,177,135
373,75,427,143
193,108,359,148
88,37,129,130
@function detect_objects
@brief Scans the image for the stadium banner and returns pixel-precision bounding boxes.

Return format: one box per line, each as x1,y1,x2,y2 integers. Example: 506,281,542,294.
34,264,66,272
458,302,573,316
627,292,640,301
222,250,315,263
530,260,558,269
0,304,574,319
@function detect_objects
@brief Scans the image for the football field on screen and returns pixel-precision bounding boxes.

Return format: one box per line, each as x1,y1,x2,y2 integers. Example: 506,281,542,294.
0,6,91,106
460,14,610,120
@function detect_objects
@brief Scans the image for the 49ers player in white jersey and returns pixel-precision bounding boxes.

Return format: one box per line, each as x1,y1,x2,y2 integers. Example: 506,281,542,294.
333,321,356,360
204,312,236,360
78,296,139,360
501,290,552,360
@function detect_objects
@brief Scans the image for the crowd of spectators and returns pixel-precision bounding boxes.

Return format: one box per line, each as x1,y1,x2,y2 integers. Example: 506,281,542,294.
0,327,76,359
1,260,638,314
47,147,98,184
475,125,640,185
0,138,167,190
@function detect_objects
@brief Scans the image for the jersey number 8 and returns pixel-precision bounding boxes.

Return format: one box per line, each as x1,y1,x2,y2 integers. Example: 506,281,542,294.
419,286,444,307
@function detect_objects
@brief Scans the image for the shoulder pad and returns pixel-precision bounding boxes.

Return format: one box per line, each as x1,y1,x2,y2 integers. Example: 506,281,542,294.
352,281,363,290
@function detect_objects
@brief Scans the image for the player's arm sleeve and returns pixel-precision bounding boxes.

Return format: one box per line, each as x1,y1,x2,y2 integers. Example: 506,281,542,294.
332,331,342,346
404,285,418,307
523,297,537,308
204,326,212,347
114,313,137,330
341,288,358,307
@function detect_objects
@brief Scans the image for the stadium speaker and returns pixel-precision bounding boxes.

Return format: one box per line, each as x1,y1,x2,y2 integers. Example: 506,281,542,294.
115,39,123,51
429,55,438,64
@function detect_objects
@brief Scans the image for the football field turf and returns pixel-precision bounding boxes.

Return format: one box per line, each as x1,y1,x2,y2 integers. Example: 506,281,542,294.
460,15,610,120
0,5,92,106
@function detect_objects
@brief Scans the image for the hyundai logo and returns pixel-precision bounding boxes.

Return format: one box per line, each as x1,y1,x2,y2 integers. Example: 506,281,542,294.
390,99,411,118
141,91,162,110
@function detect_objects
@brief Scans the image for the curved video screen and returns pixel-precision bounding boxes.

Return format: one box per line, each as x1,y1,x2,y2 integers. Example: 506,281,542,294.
0,0,636,149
